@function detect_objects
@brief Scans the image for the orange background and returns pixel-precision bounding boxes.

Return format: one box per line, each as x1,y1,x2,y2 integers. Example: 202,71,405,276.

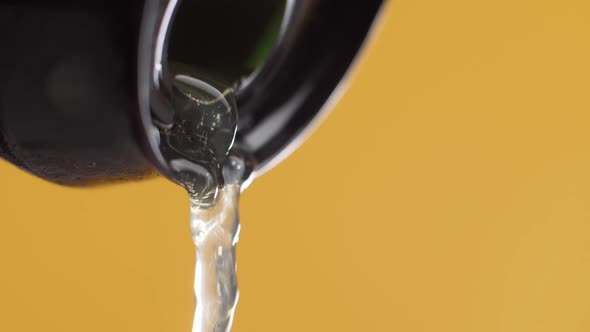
2,1,590,331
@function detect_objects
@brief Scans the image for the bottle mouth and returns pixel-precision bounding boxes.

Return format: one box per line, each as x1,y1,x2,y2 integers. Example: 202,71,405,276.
151,0,289,126
139,0,385,181
145,0,291,179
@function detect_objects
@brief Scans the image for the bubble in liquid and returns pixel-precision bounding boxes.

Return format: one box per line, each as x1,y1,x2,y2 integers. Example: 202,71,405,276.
158,74,239,201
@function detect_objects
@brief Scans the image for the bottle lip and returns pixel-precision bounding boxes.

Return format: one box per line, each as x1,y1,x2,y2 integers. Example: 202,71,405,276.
137,0,386,183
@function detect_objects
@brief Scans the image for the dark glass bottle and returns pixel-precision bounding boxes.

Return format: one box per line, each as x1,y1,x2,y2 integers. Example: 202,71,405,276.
0,0,384,186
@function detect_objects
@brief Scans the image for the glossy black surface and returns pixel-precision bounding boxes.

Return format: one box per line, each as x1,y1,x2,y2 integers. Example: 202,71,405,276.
0,0,154,185
234,0,384,174
0,0,384,185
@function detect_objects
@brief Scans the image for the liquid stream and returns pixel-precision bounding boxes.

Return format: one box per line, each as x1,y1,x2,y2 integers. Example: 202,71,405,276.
157,73,250,332
190,183,241,332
